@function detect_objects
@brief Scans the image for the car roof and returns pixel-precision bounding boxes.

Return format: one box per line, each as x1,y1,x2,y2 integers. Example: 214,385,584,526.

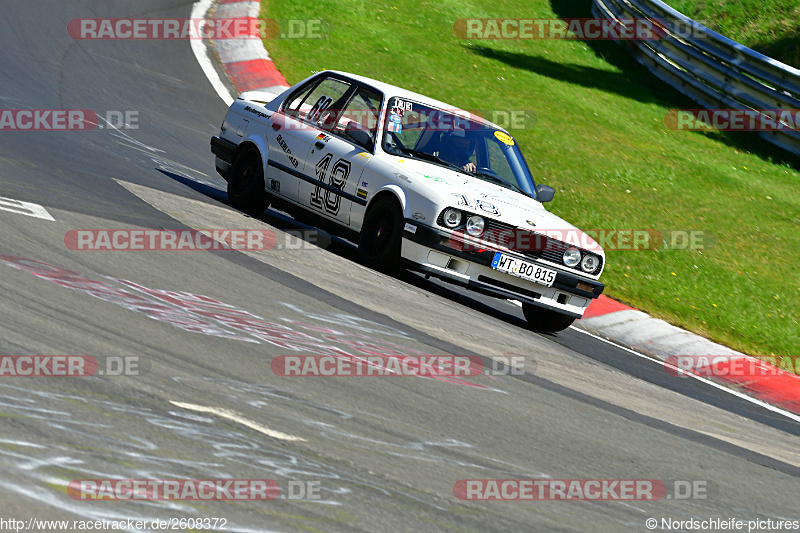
316,70,508,133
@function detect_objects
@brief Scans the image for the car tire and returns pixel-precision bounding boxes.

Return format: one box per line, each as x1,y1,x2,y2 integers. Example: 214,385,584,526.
358,196,403,273
227,145,270,215
522,303,576,332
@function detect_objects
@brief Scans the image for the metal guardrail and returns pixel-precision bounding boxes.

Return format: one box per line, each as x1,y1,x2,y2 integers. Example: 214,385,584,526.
592,0,800,155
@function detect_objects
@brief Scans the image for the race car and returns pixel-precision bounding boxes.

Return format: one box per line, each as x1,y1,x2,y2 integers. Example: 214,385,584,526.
211,70,604,332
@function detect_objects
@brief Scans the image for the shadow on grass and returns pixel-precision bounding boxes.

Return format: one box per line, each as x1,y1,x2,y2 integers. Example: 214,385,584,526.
752,32,800,70
466,44,678,106
489,0,800,168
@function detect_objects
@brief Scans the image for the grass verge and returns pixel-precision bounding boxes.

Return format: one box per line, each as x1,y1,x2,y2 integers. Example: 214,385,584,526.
668,0,800,68
260,0,800,366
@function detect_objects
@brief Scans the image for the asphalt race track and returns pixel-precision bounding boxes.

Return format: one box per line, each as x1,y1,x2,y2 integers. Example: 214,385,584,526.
0,1,798,531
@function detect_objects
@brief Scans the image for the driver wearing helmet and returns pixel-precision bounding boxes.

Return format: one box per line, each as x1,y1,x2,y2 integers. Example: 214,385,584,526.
439,127,476,173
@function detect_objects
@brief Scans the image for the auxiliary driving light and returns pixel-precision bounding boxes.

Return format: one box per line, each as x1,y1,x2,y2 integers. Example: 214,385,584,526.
466,215,485,236
563,247,581,267
443,208,462,228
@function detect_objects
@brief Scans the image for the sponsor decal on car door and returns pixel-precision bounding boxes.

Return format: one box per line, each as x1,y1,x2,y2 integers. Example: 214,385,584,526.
265,111,318,202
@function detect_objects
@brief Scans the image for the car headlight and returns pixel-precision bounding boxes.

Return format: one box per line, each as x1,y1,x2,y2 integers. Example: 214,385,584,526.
465,215,485,236
563,247,581,267
442,208,462,228
581,254,600,273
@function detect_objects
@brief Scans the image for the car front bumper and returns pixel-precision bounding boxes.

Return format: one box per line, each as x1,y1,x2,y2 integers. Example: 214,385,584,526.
401,221,604,319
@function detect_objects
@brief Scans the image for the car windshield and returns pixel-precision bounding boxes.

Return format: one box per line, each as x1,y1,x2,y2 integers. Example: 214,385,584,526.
381,96,537,198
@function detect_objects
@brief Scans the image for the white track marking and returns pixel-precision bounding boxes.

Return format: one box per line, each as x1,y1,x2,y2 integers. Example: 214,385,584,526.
568,326,800,424
170,401,307,442
190,0,235,105
0,196,54,221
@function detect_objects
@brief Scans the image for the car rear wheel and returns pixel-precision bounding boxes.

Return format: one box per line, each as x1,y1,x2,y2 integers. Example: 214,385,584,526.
227,145,269,215
358,196,403,273
522,303,575,332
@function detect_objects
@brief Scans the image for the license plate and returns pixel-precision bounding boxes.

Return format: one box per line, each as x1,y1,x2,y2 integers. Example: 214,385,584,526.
491,252,556,287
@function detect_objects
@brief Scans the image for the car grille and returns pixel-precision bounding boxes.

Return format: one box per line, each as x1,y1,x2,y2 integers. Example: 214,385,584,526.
485,221,604,275
484,219,546,259
540,238,568,264
436,210,602,274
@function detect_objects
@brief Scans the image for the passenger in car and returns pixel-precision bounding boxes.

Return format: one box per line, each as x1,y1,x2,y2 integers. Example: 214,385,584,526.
439,127,476,172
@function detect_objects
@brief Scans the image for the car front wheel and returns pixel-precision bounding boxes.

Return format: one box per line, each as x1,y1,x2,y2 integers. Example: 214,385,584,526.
227,145,270,215
358,196,403,272
522,303,576,332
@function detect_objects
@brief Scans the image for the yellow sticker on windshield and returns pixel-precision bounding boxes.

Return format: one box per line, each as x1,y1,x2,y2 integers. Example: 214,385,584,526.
494,131,515,146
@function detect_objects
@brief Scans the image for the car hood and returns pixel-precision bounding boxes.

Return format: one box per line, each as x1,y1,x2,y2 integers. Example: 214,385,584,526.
395,159,602,253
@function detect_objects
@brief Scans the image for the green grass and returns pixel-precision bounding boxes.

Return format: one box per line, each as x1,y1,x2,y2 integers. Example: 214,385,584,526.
260,0,800,364
668,0,800,67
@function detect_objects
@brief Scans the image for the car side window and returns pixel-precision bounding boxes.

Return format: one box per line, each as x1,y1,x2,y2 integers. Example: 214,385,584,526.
331,87,382,151
283,81,318,119
302,78,351,125
283,77,351,123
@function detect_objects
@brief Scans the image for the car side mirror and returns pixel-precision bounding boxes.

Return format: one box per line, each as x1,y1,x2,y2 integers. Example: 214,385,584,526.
535,184,555,203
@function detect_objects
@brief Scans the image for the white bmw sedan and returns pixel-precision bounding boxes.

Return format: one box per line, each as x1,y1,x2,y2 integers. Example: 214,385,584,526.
211,70,605,332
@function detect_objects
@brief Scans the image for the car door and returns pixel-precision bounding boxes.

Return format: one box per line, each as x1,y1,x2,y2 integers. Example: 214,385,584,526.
265,76,352,203
298,84,383,226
